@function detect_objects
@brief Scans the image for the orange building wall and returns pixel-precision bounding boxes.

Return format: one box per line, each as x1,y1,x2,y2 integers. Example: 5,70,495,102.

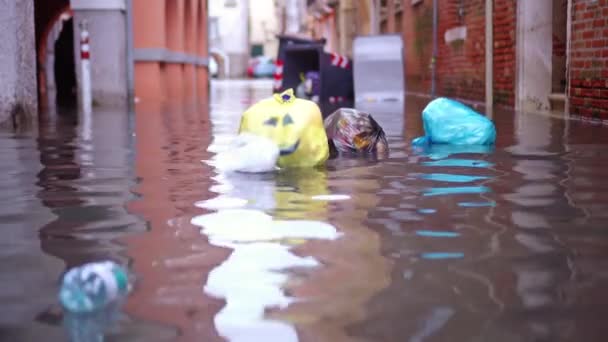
133,0,208,103
127,2,212,338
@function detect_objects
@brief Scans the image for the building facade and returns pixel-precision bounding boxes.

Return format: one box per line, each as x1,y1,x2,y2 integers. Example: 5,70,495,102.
249,0,280,59
569,0,608,120
209,0,249,78
402,0,607,119
306,0,401,56
0,0,210,126
305,0,606,120
133,0,209,103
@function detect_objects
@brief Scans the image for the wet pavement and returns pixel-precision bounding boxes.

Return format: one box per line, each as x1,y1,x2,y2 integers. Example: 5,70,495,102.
2,79,608,341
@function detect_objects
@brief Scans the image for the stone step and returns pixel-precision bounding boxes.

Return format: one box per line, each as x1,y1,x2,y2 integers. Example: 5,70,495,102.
548,93,566,113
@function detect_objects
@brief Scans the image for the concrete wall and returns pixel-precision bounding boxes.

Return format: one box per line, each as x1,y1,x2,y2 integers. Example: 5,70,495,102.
72,8,128,107
515,0,553,112
0,0,38,125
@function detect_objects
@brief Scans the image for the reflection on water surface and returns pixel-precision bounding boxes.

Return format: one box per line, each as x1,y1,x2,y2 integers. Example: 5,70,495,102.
1,80,608,341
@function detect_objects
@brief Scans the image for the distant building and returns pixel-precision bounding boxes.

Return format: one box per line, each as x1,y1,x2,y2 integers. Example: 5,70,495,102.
277,0,309,36
249,0,280,59
209,0,250,78
305,0,398,56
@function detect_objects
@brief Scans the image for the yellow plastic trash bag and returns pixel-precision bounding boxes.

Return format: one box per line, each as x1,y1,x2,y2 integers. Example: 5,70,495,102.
238,89,329,168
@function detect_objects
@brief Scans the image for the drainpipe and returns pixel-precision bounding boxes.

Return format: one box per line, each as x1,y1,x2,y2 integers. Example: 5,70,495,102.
387,0,396,33
339,0,355,56
565,0,572,117
370,0,380,35
125,0,135,108
485,0,493,118
431,0,438,98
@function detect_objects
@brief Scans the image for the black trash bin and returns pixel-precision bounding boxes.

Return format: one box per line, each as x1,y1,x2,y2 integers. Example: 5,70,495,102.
281,43,354,117
274,35,326,92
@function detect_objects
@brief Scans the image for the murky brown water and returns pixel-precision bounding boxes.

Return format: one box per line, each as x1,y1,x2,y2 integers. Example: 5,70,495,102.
2,79,608,342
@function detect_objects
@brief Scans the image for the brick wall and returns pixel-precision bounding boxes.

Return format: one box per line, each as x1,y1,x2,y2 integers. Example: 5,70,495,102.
493,0,516,107
402,0,517,107
402,1,434,93
569,0,608,119
436,0,486,103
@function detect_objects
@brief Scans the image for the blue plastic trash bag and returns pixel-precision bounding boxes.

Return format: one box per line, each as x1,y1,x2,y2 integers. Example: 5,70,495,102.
412,98,496,146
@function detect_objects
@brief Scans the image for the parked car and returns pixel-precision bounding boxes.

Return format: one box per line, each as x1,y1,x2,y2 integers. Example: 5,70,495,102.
247,56,276,79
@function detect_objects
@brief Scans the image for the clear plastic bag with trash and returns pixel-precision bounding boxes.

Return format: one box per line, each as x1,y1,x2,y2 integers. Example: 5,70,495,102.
324,108,389,155
411,97,496,146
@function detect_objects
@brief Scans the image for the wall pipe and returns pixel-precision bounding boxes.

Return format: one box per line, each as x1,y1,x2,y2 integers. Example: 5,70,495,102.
371,0,380,35
125,0,135,108
565,0,572,117
485,0,493,117
431,0,437,98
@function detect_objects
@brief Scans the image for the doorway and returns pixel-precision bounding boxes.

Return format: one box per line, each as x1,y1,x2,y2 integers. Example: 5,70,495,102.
550,0,568,113
53,17,77,108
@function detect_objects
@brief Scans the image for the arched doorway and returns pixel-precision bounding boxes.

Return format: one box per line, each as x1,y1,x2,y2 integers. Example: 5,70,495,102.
209,50,229,79
34,0,73,111
53,16,77,108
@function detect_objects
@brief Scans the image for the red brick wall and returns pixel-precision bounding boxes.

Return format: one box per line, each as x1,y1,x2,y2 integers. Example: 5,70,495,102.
493,0,516,107
380,11,403,34
569,0,608,119
402,1,434,93
402,0,517,107
436,0,486,103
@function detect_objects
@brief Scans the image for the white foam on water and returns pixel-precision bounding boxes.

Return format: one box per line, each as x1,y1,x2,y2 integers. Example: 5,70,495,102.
195,196,249,210
207,133,280,174
193,209,340,246
210,183,235,194
191,209,340,342
311,194,351,201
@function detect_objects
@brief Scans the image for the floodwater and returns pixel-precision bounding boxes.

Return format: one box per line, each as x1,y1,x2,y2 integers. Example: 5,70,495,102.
2,79,608,342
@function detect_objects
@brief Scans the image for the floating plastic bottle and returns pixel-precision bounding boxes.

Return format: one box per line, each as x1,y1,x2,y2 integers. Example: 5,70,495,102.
63,305,122,342
59,261,130,313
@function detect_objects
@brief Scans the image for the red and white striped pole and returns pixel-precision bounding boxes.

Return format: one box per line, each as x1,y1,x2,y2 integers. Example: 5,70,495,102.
273,59,284,92
79,20,92,115
330,52,350,69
